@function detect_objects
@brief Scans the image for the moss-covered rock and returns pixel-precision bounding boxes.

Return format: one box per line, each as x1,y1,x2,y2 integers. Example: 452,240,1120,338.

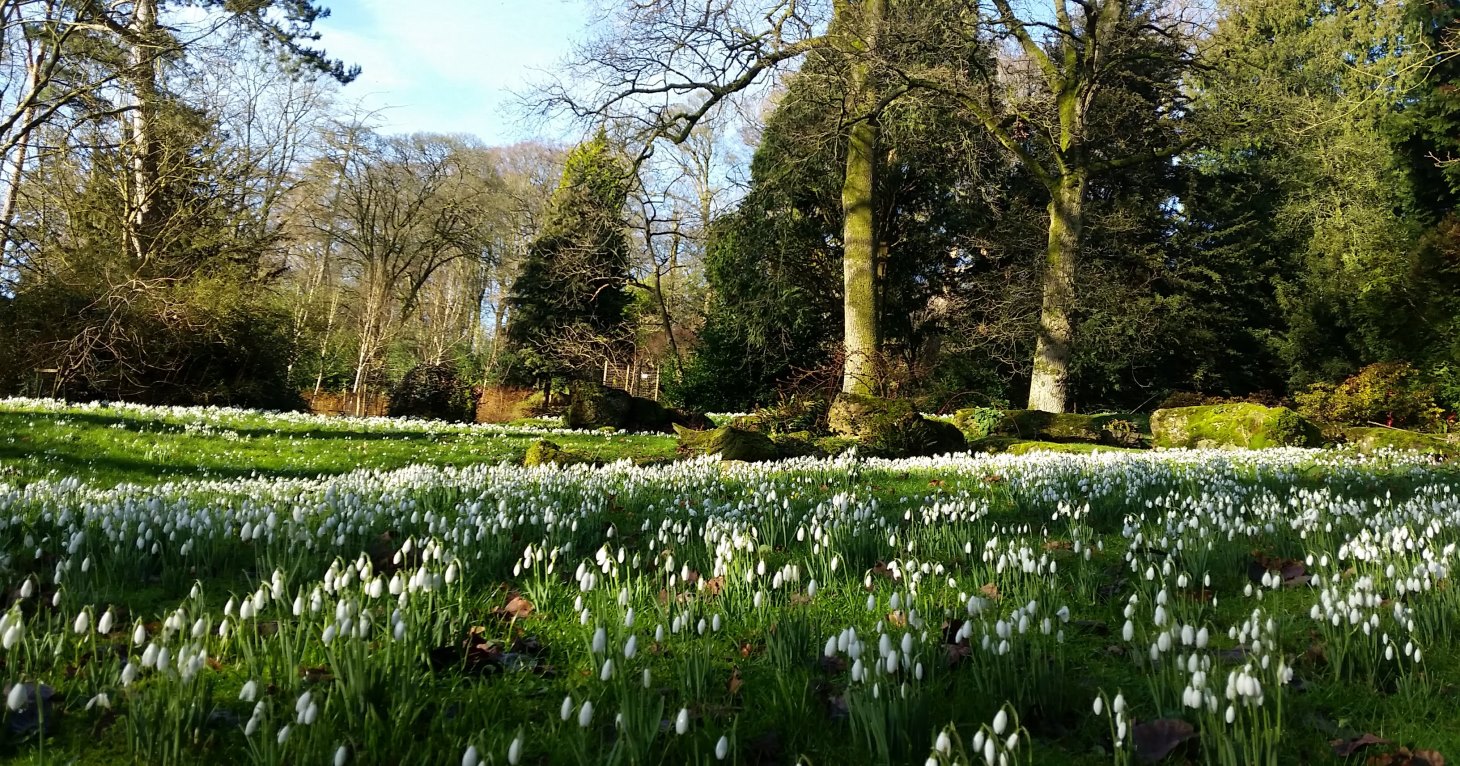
814,436,860,456
951,407,1004,440
1342,427,1458,459
769,430,822,458
523,439,590,467
567,382,702,433
1151,404,1323,450
675,424,780,462
828,393,966,457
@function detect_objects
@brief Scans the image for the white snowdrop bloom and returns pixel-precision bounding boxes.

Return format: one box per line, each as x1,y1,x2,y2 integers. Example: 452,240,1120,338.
121,662,138,686
86,692,111,710
578,700,594,728
98,609,114,635
1093,696,1104,716
334,745,350,766
3,624,22,650
716,735,730,760
675,707,690,735
276,725,291,745
624,635,638,660
935,731,952,754
462,745,481,766
6,683,27,711
240,680,258,702
993,709,1008,735
600,658,614,682
508,735,523,765
592,627,607,654
73,610,90,635
561,696,574,721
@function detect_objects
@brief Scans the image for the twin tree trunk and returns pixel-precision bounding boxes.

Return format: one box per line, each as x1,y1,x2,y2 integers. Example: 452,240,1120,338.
1027,174,1085,413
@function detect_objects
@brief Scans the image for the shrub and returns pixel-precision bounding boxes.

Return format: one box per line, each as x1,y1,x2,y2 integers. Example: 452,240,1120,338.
1294,362,1443,430
388,362,473,422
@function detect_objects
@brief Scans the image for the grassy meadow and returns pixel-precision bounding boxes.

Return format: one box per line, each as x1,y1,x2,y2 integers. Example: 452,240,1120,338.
0,399,1457,765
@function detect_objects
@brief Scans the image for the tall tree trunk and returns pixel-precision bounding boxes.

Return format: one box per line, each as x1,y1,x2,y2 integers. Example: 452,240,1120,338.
1027,173,1086,413
127,0,161,265
840,117,879,395
837,0,886,396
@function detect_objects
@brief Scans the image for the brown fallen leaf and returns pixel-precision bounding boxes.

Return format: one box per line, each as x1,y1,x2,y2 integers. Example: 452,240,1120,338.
705,576,726,597
1133,719,1195,763
728,666,743,696
1332,734,1390,757
887,610,907,628
1368,747,1447,766
980,583,1002,600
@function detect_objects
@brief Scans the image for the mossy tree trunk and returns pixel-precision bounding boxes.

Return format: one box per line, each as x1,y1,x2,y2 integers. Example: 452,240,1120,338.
1028,172,1086,412
838,0,887,396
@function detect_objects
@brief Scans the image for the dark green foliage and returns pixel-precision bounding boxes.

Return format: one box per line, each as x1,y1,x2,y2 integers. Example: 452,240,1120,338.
388,362,473,422
506,129,633,378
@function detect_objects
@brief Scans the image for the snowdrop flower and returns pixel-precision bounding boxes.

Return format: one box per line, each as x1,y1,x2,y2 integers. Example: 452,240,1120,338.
993,709,1008,735
133,623,147,646
592,627,607,654
600,658,614,681
675,707,690,735
935,731,952,754
560,696,574,721
86,692,111,710
98,609,114,635
6,683,27,711
624,635,638,660
508,734,523,766
73,609,90,635
716,735,730,760
240,680,258,702
578,700,594,728
462,745,480,766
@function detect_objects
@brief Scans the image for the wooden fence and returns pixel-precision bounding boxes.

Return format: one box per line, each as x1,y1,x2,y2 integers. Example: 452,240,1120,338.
603,361,660,401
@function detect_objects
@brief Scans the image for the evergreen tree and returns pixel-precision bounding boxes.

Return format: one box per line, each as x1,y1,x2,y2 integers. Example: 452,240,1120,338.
506,129,633,383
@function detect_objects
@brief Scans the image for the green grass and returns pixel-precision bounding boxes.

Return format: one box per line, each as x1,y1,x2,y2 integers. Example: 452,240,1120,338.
0,401,677,487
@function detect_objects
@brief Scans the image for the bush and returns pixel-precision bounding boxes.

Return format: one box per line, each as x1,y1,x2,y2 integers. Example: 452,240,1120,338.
1294,362,1443,431
388,362,473,422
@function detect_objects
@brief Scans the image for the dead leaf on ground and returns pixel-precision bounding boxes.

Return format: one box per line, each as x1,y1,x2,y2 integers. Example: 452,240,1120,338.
1332,734,1390,757
1249,552,1311,587
1132,719,1196,763
887,610,907,628
980,583,1001,600
728,666,743,696
704,576,726,596
1368,747,1447,766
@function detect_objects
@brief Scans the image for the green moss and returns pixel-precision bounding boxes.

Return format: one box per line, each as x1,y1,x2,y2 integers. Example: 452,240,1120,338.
523,439,590,467
968,437,1139,455
675,424,780,462
829,394,965,457
1343,427,1459,459
1151,403,1323,449
813,436,860,456
769,430,821,458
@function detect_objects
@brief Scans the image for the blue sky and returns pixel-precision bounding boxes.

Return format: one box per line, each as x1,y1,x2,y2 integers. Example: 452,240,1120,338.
313,0,590,143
